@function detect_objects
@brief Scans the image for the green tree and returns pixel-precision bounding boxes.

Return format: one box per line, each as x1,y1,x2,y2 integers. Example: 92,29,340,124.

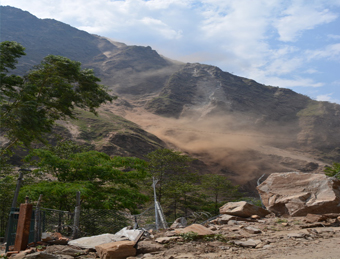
0,41,114,154
146,148,193,204
202,174,241,215
324,162,340,179
21,145,150,212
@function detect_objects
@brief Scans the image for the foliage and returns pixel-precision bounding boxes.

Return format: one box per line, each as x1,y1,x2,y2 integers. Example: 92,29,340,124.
179,231,199,242
21,142,150,212
0,155,16,236
201,174,241,215
324,162,340,179
0,41,114,154
146,148,193,204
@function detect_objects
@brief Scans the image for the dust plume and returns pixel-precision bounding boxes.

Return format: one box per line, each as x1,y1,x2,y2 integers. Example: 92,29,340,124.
122,108,298,184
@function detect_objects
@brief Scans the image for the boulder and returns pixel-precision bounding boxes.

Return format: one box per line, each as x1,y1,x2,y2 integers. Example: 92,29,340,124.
68,233,128,249
44,245,87,256
175,224,214,236
219,201,270,218
257,172,340,216
95,241,136,259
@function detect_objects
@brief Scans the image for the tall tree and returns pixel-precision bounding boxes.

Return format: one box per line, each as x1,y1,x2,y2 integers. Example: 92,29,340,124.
22,144,150,212
146,148,193,204
202,174,241,215
0,41,114,155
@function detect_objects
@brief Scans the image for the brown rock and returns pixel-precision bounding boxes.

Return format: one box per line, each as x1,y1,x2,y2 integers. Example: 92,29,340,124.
45,245,87,256
305,214,327,223
95,241,136,259
136,241,164,254
257,172,340,216
219,201,270,218
174,224,214,236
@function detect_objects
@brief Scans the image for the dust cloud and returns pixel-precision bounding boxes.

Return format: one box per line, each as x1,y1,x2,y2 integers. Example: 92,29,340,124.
122,109,294,184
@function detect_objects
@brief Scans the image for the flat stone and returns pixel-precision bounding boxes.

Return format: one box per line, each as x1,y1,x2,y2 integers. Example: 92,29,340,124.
175,224,214,236
155,237,180,244
68,234,129,249
234,239,261,248
45,245,87,256
245,226,262,234
287,232,306,238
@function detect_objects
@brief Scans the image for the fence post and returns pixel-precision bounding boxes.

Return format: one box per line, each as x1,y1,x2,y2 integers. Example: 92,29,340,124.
14,197,33,252
72,191,81,239
34,194,42,243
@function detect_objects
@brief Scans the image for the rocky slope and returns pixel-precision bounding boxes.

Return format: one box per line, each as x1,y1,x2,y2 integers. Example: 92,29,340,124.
1,6,339,192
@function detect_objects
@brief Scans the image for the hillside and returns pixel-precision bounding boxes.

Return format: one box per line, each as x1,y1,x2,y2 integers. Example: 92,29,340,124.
1,6,339,193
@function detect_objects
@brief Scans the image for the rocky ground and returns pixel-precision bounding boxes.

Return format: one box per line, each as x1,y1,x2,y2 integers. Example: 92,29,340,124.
2,214,340,259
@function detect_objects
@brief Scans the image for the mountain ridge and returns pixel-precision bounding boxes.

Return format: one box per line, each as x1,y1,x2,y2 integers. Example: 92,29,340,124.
1,6,339,193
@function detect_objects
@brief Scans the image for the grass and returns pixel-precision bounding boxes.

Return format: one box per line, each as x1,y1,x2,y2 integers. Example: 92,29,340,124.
297,100,325,117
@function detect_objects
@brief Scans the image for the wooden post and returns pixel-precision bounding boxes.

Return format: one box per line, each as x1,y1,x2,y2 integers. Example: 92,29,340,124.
72,191,81,239
34,194,42,243
14,199,33,252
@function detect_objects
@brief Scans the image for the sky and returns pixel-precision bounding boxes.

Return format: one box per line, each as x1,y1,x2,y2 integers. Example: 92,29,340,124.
2,0,340,104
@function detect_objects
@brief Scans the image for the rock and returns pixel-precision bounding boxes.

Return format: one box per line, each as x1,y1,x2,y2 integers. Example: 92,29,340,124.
251,215,261,219
257,172,340,216
215,215,237,224
170,217,187,229
115,227,143,241
44,245,87,256
244,226,262,234
25,252,60,259
68,233,129,249
287,232,306,238
95,241,136,259
155,237,181,244
136,241,164,254
175,224,214,236
219,201,270,218
234,239,261,248
304,214,327,223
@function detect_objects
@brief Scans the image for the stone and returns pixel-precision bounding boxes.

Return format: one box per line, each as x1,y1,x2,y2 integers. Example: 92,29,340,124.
304,214,327,223
95,241,136,259
25,252,60,259
251,215,261,219
44,245,87,256
215,215,237,224
68,233,129,249
219,201,270,218
174,224,214,236
257,172,340,216
170,217,187,229
155,237,181,244
136,241,164,254
287,232,306,238
115,227,144,242
244,226,262,234
233,239,261,248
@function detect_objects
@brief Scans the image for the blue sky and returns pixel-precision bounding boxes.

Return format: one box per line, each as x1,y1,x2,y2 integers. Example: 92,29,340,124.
2,0,340,104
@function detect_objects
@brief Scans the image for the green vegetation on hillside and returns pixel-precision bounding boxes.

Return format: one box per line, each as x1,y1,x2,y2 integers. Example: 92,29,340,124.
0,41,114,155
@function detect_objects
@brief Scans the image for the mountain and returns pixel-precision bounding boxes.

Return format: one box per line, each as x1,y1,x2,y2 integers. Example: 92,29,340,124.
1,6,340,193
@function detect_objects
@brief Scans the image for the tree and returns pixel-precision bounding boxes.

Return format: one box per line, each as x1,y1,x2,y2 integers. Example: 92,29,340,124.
21,144,150,212
146,148,193,204
0,41,114,155
324,162,340,179
202,174,241,215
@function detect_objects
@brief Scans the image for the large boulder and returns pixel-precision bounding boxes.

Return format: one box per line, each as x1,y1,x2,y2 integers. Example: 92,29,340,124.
257,172,340,216
219,201,270,218
174,224,214,236
95,240,136,259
